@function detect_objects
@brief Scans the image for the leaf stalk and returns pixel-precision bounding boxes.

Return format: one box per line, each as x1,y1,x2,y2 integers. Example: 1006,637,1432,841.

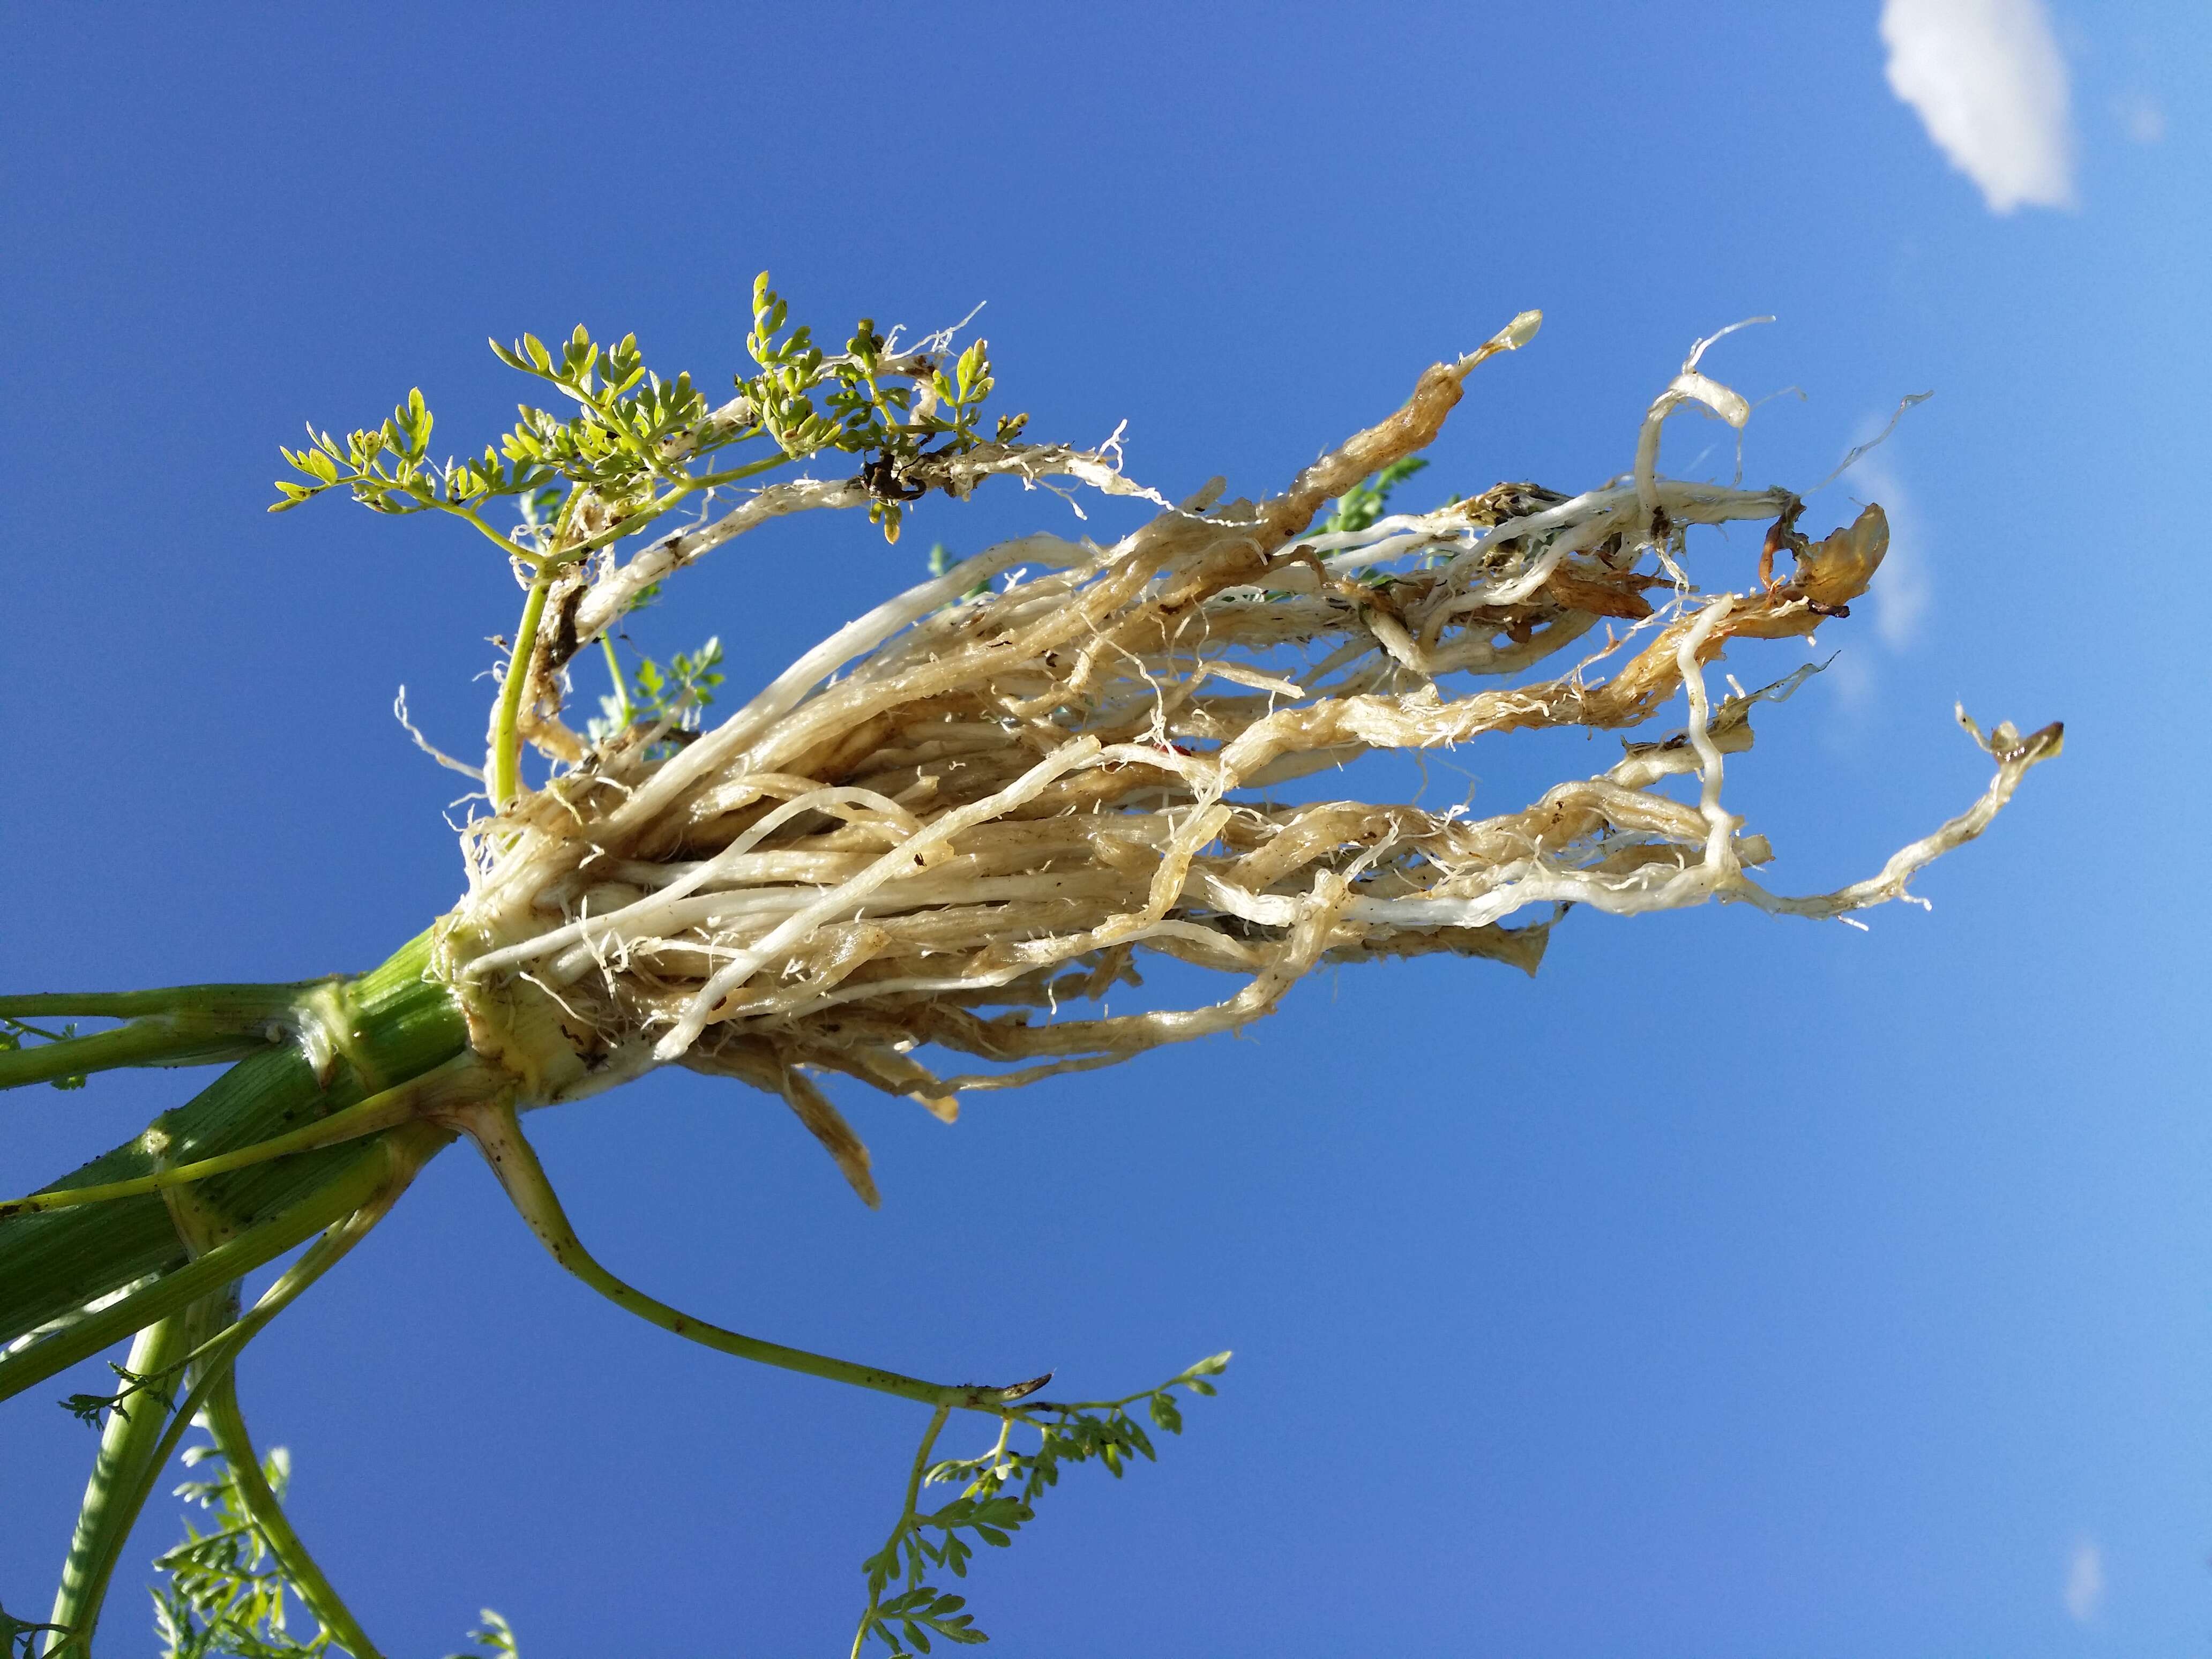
200,1373,387,1659
454,1100,1043,1413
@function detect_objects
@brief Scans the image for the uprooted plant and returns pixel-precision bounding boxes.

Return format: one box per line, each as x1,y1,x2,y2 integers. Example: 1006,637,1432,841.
0,277,2057,1654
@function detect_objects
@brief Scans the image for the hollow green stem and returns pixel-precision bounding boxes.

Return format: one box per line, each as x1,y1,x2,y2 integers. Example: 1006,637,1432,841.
0,1054,491,1222
171,1159,412,1409
201,1371,387,1658
0,931,467,1354
43,1311,204,1656
48,1185,411,1659
457,1101,1040,1413
0,1122,452,1408
70,1180,415,1655
156,1164,415,1444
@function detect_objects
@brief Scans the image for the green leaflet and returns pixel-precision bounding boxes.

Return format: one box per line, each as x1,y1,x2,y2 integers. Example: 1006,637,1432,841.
152,1433,520,1659
853,1354,1232,1658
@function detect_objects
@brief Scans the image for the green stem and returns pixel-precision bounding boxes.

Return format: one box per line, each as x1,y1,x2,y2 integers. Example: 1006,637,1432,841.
0,1123,452,1408
1,983,343,1092
0,982,338,1022
2,936,466,1649
851,1404,952,1659
201,1373,387,1659
0,931,467,1355
458,1101,1038,1413
42,1311,203,1656
88,1182,416,1656
447,504,541,565
564,483,693,560
484,474,603,805
489,573,553,807
151,1164,416,1460
689,450,808,490
600,632,633,727
2,1021,282,1093
0,1054,491,1222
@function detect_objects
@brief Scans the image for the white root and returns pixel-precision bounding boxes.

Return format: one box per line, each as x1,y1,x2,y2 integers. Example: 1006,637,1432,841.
434,321,2057,1199
656,737,1105,1059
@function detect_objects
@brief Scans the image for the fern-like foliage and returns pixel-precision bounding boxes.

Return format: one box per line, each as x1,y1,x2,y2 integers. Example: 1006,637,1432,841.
854,1354,1230,1657
273,274,1021,550
151,1438,518,1659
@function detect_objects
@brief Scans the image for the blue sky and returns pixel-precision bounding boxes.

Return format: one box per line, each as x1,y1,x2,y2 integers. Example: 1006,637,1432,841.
3,2,2207,1653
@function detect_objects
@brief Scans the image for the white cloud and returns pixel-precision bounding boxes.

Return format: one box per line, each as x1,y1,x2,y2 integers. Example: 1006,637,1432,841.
1880,0,2078,213
2064,1536,2105,1623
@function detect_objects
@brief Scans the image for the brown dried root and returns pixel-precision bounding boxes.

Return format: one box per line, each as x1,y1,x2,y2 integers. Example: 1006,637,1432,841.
431,317,2057,1204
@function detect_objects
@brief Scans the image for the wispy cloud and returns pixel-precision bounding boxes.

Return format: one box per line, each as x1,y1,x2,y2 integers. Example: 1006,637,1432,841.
1841,457,1931,652
1880,0,2077,213
1817,642,1878,719
2113,90,2166,145
2064,1536,2105,1623
1800,443,1930,736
